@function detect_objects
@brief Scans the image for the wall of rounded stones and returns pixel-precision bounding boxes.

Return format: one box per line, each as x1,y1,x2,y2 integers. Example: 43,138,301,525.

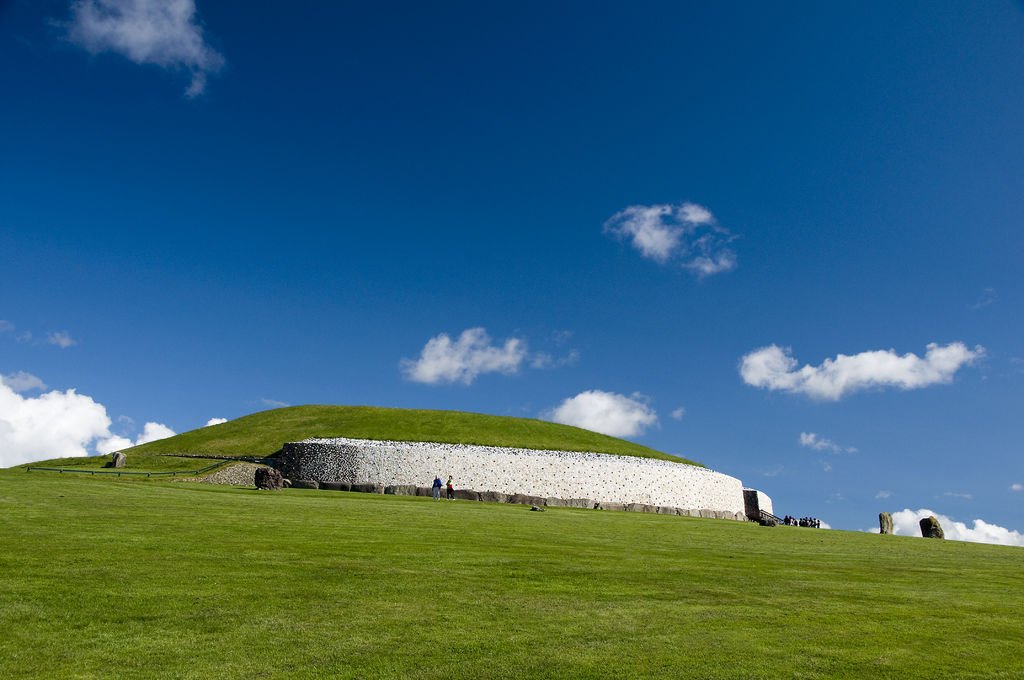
277,437,756,517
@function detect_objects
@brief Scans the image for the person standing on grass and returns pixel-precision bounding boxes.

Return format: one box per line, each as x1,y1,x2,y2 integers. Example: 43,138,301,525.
432,475,443,501
446,475,455,500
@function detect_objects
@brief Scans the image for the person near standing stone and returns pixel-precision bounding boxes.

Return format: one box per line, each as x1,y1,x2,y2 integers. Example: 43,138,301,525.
446,475,455,501
432,475,443,501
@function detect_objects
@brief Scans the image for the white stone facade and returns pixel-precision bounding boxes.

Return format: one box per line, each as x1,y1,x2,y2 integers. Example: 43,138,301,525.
279,437,765,518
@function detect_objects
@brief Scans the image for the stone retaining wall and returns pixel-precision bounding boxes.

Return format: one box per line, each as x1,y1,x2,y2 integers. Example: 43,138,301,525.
278,437,764,519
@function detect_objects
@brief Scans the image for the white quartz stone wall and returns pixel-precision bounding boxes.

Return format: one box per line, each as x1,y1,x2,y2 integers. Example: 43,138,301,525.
279,437,750,514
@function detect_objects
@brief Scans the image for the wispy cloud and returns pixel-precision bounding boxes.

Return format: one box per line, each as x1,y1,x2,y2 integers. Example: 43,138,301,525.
1012,483,1022,493
875,490,892,499
46,331,77,349
972,287,997,311
740,342,984,400
670,407,686,421
604,201,737,277
1,371,47,393
64,0,225,97
799,432,857,454
260,398,290,408
545,390,657,438
889,508,1024,547
943,491,973,501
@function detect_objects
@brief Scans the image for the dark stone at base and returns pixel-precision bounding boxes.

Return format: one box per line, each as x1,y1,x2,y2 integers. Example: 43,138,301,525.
530,505,545,512
565,498,594,509
626,503,656,513
879,512,894,535
509,494,545,506
596,502,626,511
350,483,384,494
656,506,677,515
452,489,480,501
384,484,418,496
254,467,284,490
282,479,292,488
920,515,945,539
291,479,319,490
544,497,567,507
478,491,508,503
415,487,434,497
320,481,350,492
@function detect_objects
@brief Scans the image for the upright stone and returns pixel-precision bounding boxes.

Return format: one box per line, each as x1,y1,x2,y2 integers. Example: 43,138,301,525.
106,452,127,468
879,512,894,535
920,515,945,539
254,467,284,491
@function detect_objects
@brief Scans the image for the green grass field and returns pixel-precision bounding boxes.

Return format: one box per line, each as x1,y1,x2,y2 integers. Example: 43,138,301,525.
21,405,693,473
1,470,1021,679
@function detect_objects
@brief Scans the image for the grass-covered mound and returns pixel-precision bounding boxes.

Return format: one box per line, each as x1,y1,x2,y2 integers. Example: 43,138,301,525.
1,471,1021,679
26,405,695,471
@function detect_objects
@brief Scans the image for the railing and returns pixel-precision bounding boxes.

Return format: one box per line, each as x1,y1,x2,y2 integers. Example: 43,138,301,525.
25,460,231,478
759,509,783,524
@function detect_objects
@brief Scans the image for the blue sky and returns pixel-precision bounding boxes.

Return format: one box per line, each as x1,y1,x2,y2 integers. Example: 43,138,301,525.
2,0,1022,539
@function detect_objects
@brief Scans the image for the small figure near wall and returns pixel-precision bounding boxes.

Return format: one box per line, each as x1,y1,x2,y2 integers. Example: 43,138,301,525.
446,475,455,501
432,475,443,501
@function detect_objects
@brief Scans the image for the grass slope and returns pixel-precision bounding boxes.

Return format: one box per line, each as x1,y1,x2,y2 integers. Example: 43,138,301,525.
27,405,693,471
1,473,1022,679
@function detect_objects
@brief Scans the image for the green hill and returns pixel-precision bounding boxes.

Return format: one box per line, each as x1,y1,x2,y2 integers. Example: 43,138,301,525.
25,405,697,471
1,472,1020,679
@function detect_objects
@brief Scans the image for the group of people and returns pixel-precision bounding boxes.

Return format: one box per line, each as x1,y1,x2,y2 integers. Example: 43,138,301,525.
431,475,454,501
783,515,821,528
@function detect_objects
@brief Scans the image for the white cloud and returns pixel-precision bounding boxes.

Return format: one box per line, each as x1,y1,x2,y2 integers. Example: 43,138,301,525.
875,490,892,499
545,390,657,438
670,407,686,421
1,371,48,393
136,421,175,444
604,201,737,276
401,328,527,385
890,508,1024,547
0,380,113,466
943,491,973,501
65,0,225,97
740,342,984,400
260,398,290,408
799,431,856,454
95,434,133,455
46,331,77,349
1012,484,1023,492
205,417,227,426
0,320,14,335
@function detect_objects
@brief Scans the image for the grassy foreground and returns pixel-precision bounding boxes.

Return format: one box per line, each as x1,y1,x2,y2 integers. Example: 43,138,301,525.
25,405,692,472
1,472,1021,679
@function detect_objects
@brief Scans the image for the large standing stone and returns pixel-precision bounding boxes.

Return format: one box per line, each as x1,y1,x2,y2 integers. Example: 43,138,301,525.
104,452,127,469
879,512,894,535
920,516,945,539
384,484,418,496
320,481,351,492
452,489,480,501
254,467,284,490
478,491,508,504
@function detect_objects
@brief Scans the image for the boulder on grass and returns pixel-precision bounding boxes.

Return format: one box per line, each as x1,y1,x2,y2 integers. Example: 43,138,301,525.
452,489,480,501
320,481,350,492
478,491,508,504
920,515,945,539
879,512,894,535
291,479,319,490
254,467,284,491
103,452,127,469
